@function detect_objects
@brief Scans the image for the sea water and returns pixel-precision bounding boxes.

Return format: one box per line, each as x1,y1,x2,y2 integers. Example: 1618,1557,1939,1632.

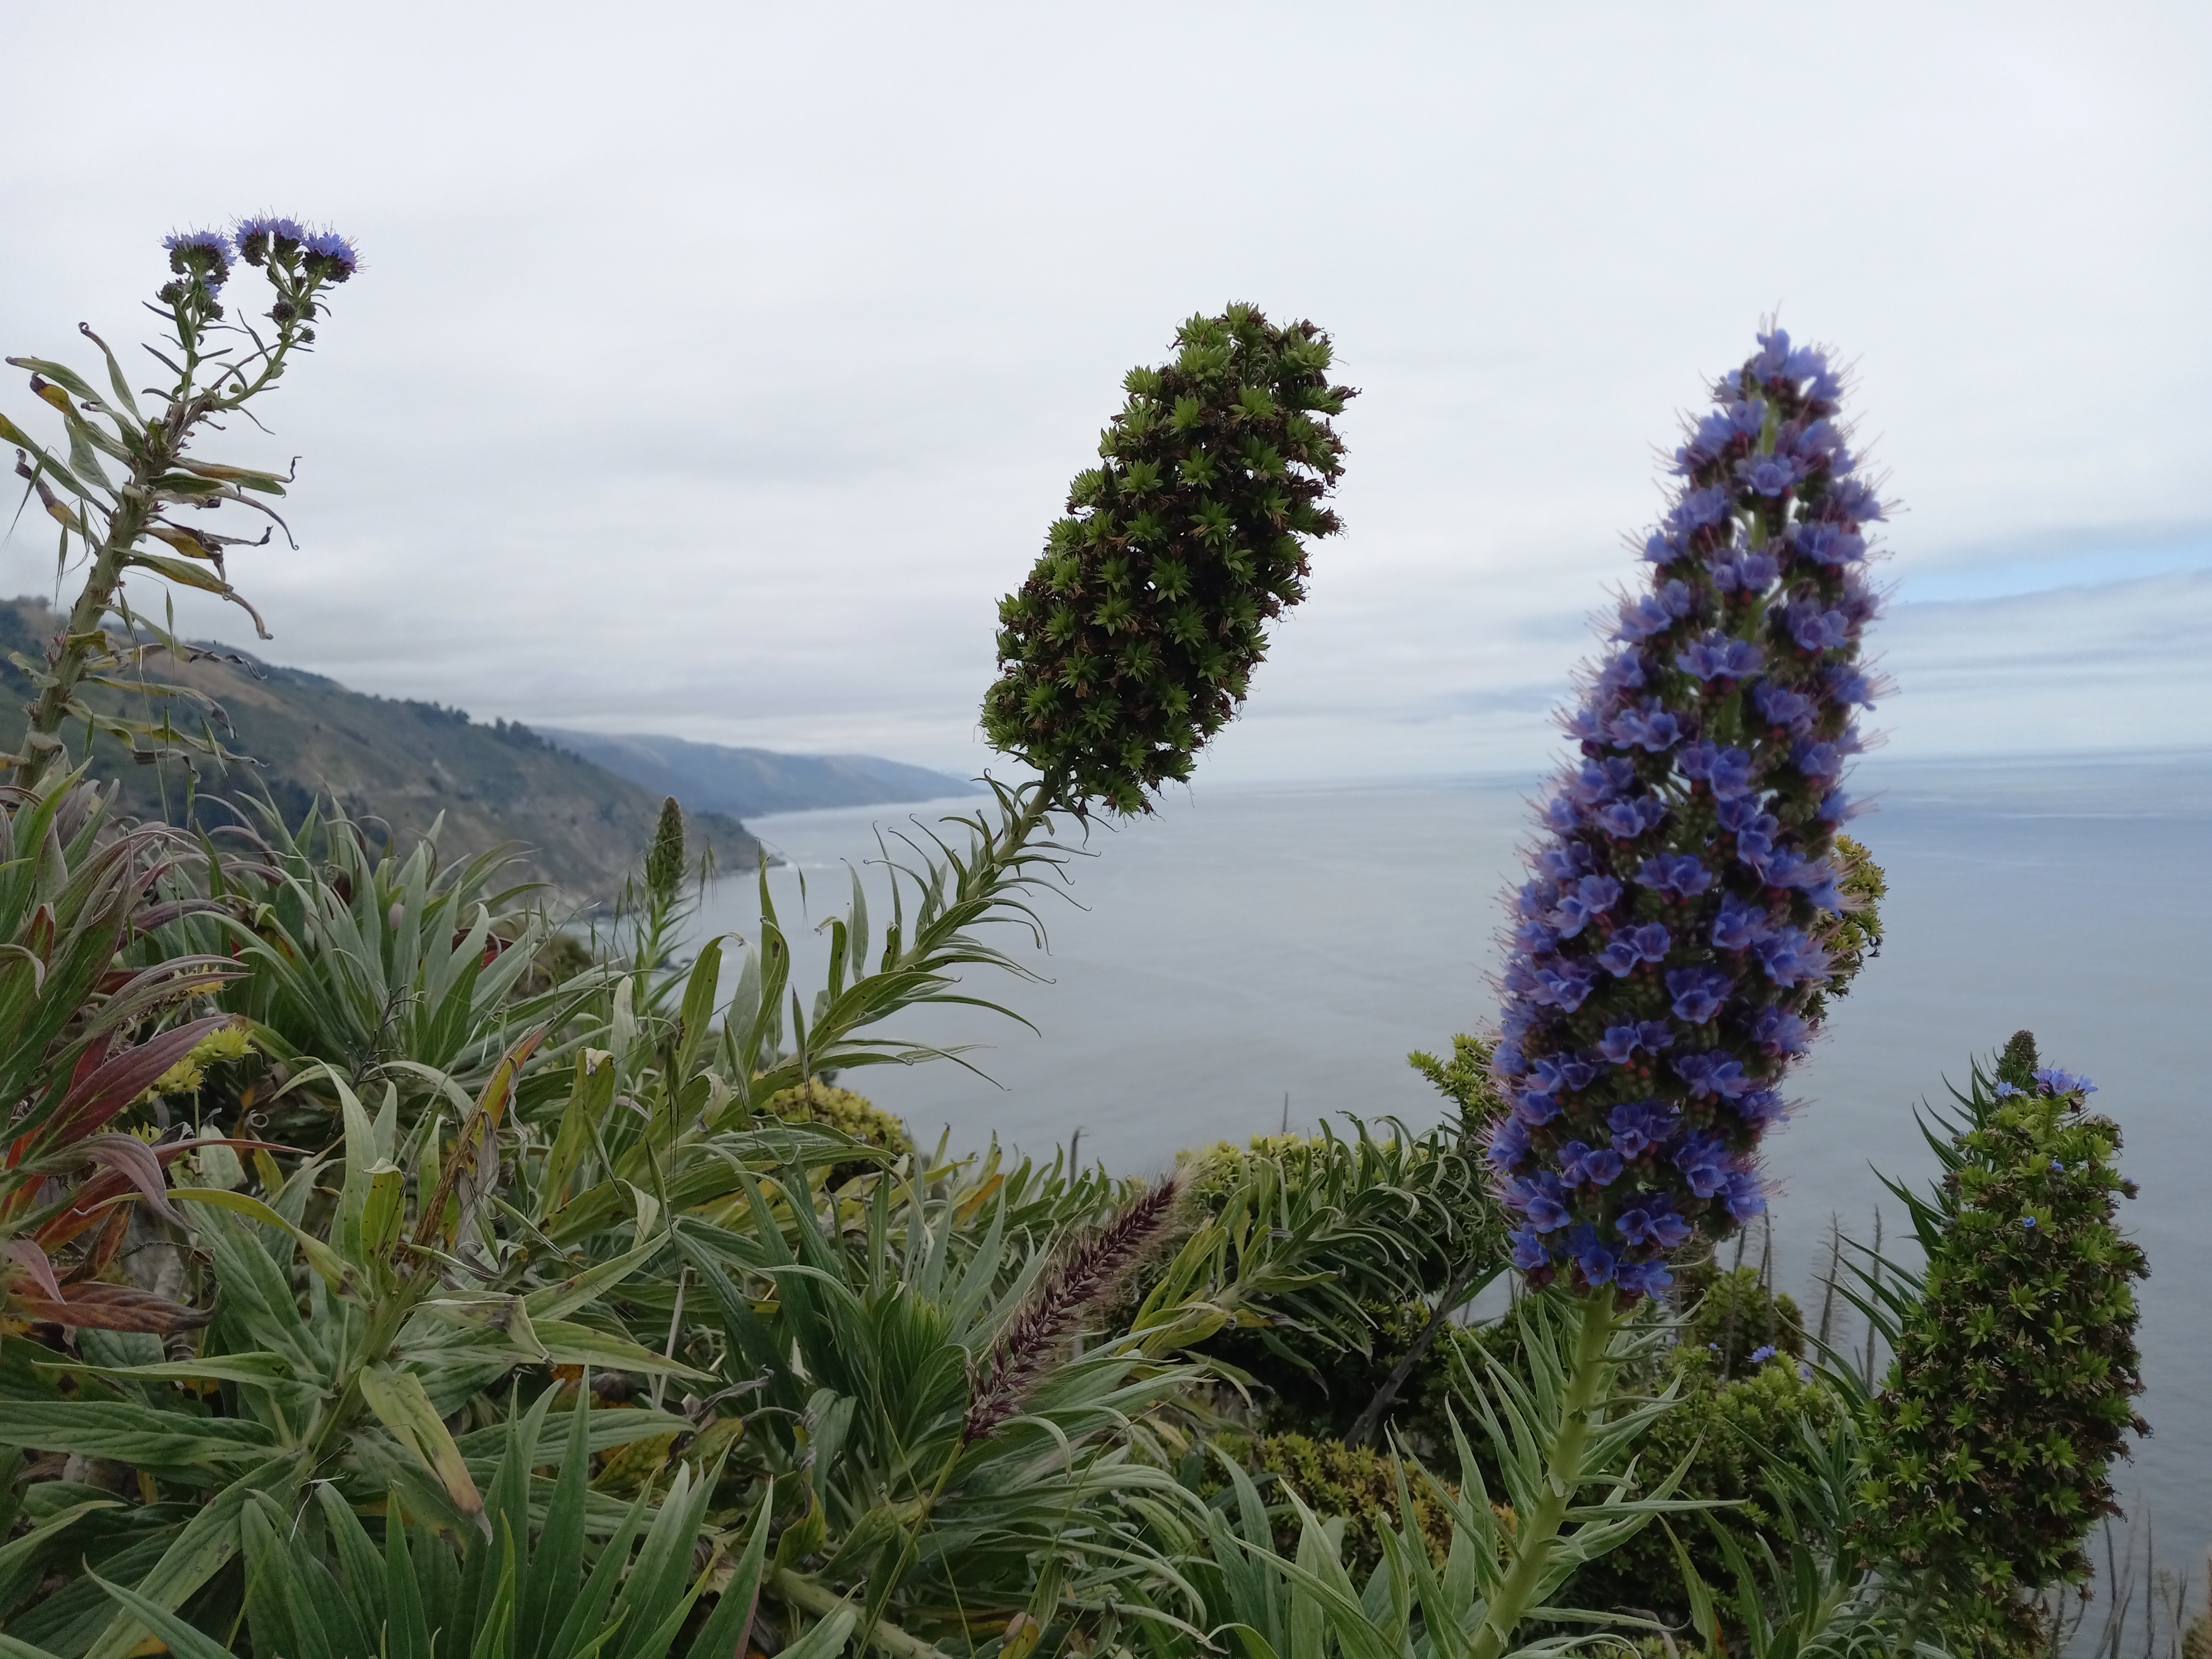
696,747,2212,1577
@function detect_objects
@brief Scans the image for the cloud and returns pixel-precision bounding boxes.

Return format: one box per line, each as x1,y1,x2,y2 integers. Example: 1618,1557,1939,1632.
0,3,2206,780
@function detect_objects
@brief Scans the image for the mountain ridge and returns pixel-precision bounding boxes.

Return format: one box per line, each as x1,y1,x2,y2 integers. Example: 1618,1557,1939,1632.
541,728,981,820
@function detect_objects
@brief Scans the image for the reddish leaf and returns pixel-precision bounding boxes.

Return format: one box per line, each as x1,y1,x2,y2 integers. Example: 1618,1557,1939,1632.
51,1014,238,1142
7,1281,212,1333
2,1238,65,1302
82,1134,183,1226
32,1137,290,1246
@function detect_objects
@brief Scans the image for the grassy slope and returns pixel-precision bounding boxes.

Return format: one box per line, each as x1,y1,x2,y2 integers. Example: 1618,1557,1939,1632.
0,598,762,905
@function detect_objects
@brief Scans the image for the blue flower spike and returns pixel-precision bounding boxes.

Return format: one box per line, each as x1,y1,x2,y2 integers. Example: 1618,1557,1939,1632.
1489,327,1887,1303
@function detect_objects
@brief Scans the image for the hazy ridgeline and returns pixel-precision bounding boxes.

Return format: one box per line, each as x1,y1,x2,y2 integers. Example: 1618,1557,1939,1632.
0,229,2173,1659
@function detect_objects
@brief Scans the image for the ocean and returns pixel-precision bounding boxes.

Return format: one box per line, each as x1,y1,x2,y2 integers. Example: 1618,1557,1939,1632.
696,747,2212,1583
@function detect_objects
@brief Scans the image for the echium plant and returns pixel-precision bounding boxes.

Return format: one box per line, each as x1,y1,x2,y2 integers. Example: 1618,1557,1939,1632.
1485,326,1887,1303
2,216,358,788
1858,1032,2147,1659
984,304,1352,814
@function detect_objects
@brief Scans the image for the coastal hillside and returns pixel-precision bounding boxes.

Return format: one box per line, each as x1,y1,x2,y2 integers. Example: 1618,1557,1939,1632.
542,728,979,819
0,598,762,904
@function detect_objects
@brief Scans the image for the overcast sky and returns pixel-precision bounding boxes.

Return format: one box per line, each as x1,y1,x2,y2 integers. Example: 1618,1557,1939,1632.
3,3,2207,781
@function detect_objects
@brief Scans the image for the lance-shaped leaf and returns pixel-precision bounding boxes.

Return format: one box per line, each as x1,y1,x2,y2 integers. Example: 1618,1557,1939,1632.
534,1319,716,1381
78,1132,184,1225
3,1281,212,1334
357,1363,488,1535
0,1402,277,1466
541,1046,615,1214
171,1187,358,1296
45,1013,238,1143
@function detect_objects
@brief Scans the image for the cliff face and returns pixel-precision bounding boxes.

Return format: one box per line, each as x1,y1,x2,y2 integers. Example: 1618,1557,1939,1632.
0,599,762,907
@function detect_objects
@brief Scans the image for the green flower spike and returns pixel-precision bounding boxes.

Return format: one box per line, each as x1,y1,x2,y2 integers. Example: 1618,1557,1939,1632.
984,304,1354,814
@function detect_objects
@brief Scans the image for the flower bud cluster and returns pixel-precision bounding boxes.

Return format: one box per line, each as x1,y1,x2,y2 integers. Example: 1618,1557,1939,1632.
984,305,1352,814
158,229,235,319
1488,329,1887,1300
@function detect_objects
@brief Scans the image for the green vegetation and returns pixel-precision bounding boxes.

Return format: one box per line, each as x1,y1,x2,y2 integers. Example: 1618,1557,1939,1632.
0,241,2152,1659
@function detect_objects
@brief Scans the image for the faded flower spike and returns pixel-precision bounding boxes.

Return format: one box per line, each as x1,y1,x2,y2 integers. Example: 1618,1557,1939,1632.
983,304,1353,814
1486,327,1889,1301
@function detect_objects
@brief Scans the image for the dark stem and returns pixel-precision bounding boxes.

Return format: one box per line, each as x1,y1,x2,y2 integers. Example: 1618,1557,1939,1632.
1344,1259,1481,1450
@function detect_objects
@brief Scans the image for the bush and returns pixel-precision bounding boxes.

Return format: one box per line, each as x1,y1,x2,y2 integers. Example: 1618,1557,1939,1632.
761,1077,912,1164
1858,1034,2146,1657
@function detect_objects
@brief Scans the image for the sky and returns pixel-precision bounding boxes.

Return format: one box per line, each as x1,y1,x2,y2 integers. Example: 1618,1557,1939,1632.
2,2,2207,782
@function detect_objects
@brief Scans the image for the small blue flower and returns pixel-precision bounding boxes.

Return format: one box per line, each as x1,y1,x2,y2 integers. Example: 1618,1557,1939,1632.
1551,875,1623,937
1531,961,1599,1011
1790,605,1851,652
1487,1115,1532,1172
1749,1344,1778,1364
1733,1089,1789,1128
1635,853,1713,898
1740,453,1807,496
1676,632,1765,682
1665,965,1733,1024
1512,1088,1563,1127
1606,1100,1675,1159
1610,704,1683,753
1667,486,1733,532
1798,1360,1814,1381
1712,892,1772,952
1616,1256,1673,1298
1675,1052,1754,1100
1828,477,1886,523
1752,679,1816,732
1750,1005,1810,1056
2021,1215,2037,1228
1792,521,1866,565
1994,1081,2021,1098
162,227,234,288
1568,1224,1618,1286
1509,1225,1551,1271
301,228,361,281
1616,1193,1693,1248
2032,1065,2097,1097
1722,1170,1767,1221
1594,796,1667,839
233,214,308,255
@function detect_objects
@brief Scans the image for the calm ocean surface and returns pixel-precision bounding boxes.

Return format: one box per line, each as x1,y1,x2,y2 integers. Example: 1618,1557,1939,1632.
697,748,2212,1572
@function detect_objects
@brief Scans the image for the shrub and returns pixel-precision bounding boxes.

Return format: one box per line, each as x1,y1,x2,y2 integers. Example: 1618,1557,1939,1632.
761,1077,913,1164
1858,1034,2147,1657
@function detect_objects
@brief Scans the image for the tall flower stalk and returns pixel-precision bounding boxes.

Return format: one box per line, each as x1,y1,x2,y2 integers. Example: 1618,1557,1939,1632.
1486,327,1886,1302
2,218,359,789
1465,329,1889,1650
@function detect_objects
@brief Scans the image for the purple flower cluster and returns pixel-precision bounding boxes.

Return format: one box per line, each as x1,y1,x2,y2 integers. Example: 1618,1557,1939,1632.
162,228,233,290
229,216,360,282
2032,1065,2096,1098
1489,328,1886,1302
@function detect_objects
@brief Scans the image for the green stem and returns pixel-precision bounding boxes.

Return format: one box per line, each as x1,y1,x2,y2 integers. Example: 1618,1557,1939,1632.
772,1568,950,1659
14,489,152,790
1469,1286,1621,1659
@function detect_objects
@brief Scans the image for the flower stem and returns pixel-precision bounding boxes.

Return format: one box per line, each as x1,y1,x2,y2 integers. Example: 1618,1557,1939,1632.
1470,1286,1621,1659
